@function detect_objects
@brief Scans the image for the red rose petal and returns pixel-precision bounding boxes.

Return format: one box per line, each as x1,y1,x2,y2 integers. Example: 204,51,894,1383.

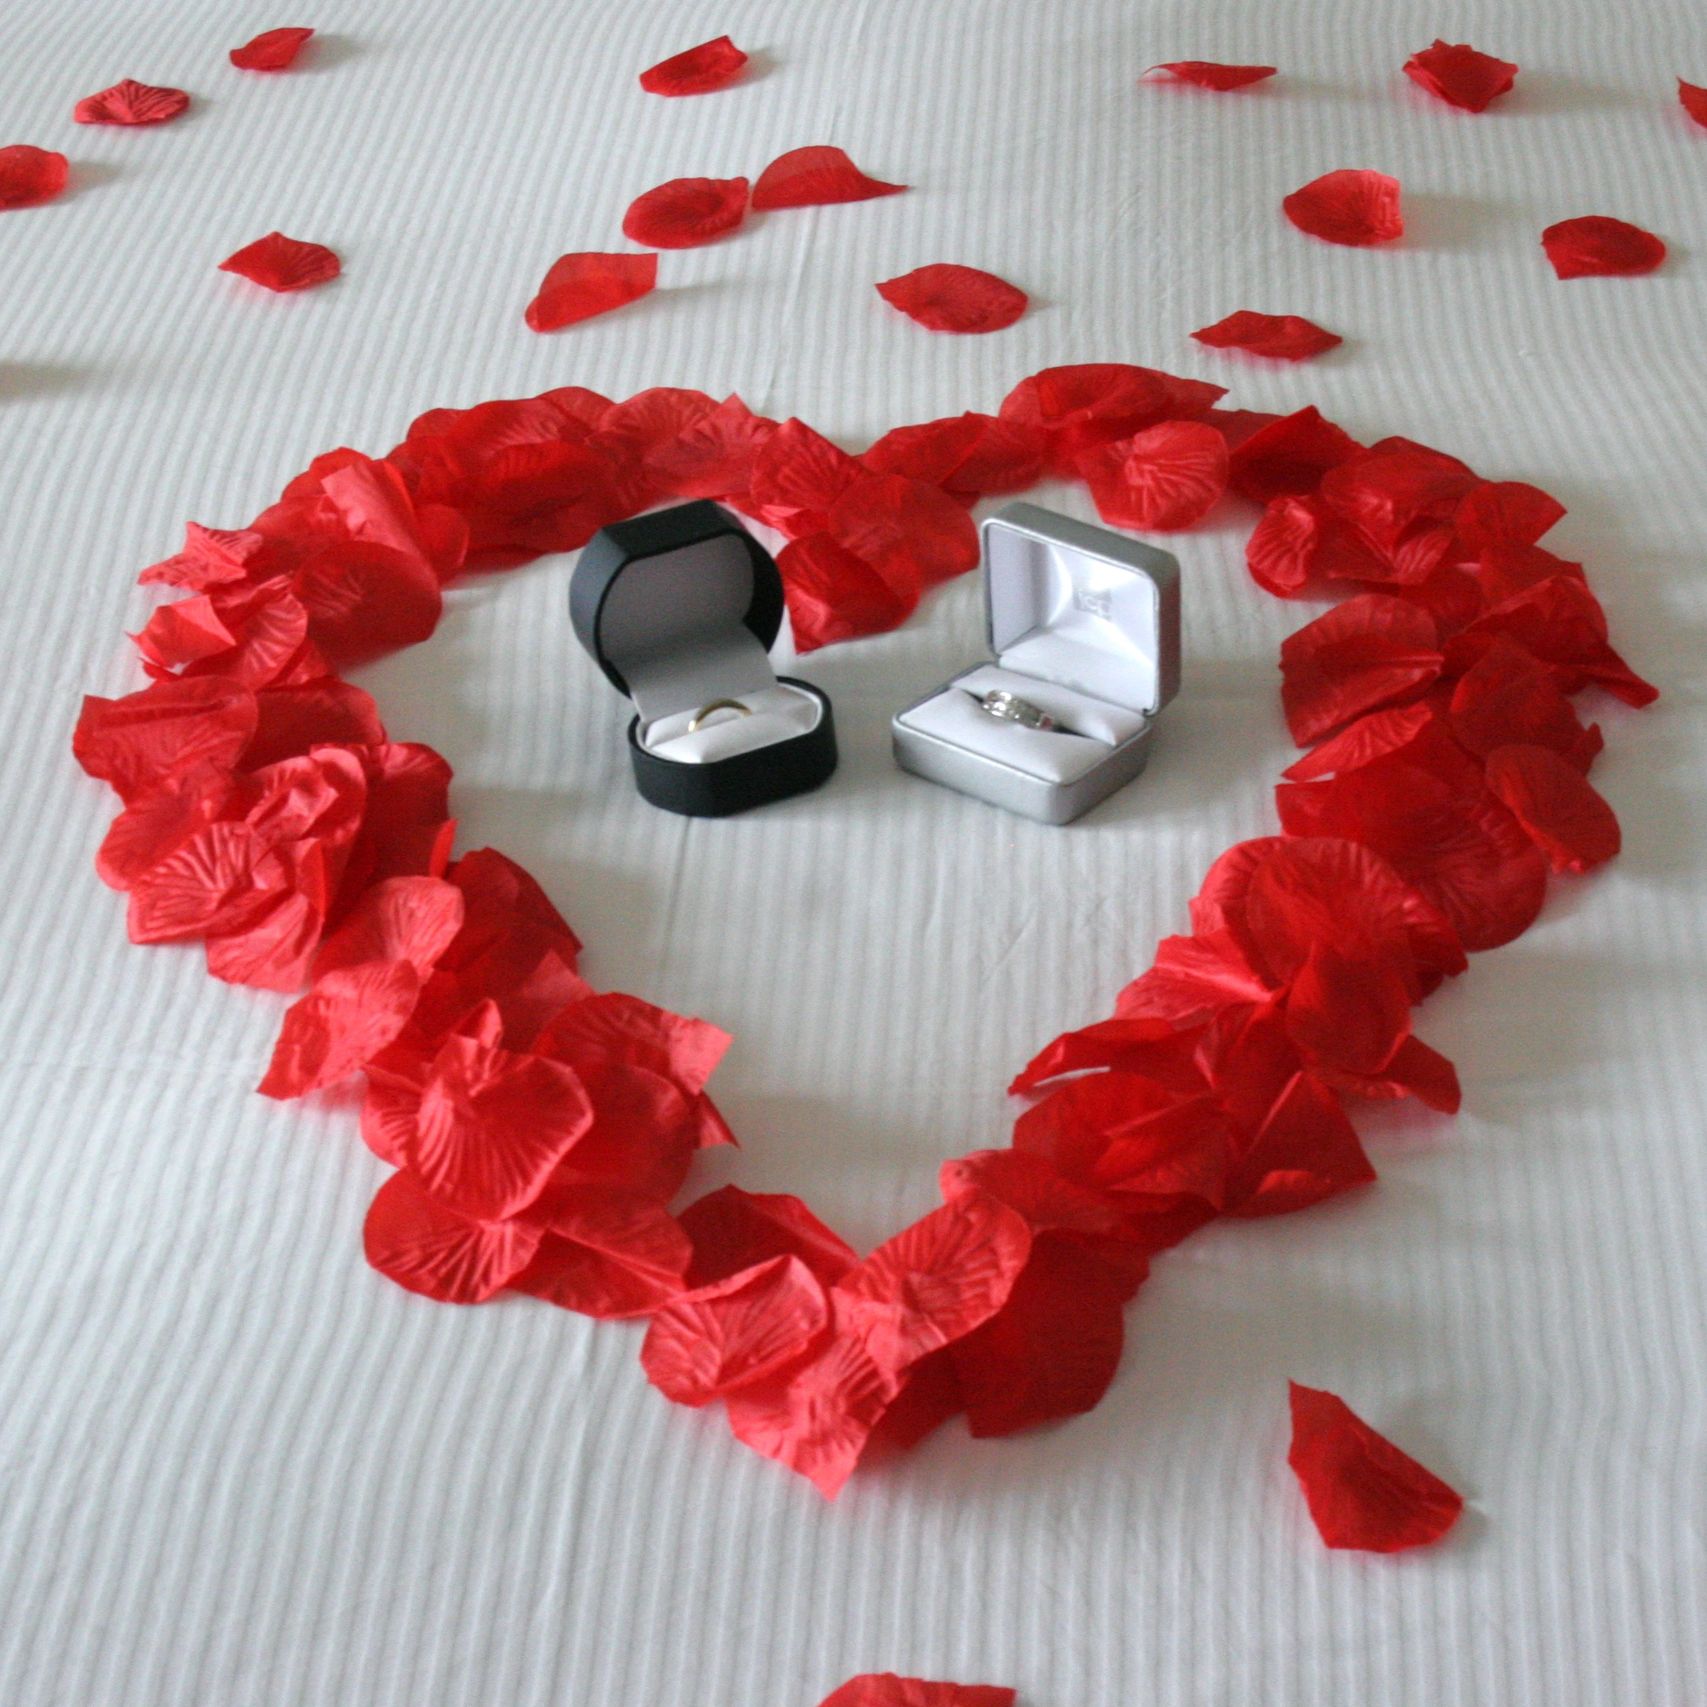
622,175,749,248
725,1329,904,1498
1448,638,1603,768
679,1185,859,1288
1283,703,1437,780
1080,419,1229,531
230,27,315,71
648,394,776,500
363,1169,542,1304
1192,310,1342,361
74,676,258,802
1144,62,1276,91
750,145,907,210
219,231,340,292
638,35,748,96
96,765,235,892
139,521,265,590
777,531,918,652
1681,79,1707,129
1228,405,1362,504
1013,1073,1233,1209
1483,743,1621,873
1001,363,1226,477
1287,1381,1464,1551
1280,593,1444,744
876,264,1027,333
819,1679,1014,1707
74,80,191,126
1276,760,1548,952
525,250,657,332
1455,480,1566,551
1201,832,1467,997
747,416,863,525
246,677,386,768
1227,1071,1378,1216
513,1186,692,1318
0,145,69,210
1283,941,1412,1076
313,875,465,978
1403,41,1518,112
1450,572,1656,706
1541,215,1666,279
407,1032,594,1219
259,961,422,1099
948,1238,1127,1436
827,473,980,590
642,1255,831,1404
1283,169,1404,246
835,1198,1033,1371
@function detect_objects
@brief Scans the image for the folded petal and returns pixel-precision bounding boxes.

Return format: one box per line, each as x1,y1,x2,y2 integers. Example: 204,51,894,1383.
1288,1381,1464,1551
1284,169,1403,246
751,145,906,209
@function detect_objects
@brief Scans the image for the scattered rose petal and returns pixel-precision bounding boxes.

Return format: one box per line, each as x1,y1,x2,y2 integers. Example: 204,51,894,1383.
1288,1381,1464,1551
1280,593,1443,743
1483,743,1621,872
259,961,422,1098
622,176,749,247
1001,363,1226,476
74,676,257,802
818,1676,1016,1707
74,80,191,125
1284,169,1404,246
876,264,1027,333
680,1185,858,1288
407,1031,594,1219
0,145,69,210
1144,62,1276,91
1192,310,1342,361
363,1169,542,1304
750,145,906,210
642,1255,830,1404
778,531,918,652
230,27,315,71
219,231,340,292
836,1197,1033,1371
639,35,748,96
1080,419,1229,530
513,1186,693,1318
525,250,657,331
1681,79,1707,129
1228,405,1361,504
949,1238,1127,1436
1403,41,1518,112
1541,215,1666,279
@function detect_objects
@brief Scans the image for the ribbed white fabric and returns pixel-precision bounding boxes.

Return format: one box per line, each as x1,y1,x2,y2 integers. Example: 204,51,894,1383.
2,2,1705,1703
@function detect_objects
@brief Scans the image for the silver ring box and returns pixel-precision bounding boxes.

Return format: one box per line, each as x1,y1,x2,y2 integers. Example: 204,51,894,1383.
891,502,1181,824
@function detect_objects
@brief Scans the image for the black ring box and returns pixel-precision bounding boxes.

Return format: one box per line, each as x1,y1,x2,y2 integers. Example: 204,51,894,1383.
571,501,838,817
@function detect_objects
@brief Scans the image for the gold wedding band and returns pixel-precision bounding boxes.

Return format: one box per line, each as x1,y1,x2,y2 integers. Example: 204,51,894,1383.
687,698,753,733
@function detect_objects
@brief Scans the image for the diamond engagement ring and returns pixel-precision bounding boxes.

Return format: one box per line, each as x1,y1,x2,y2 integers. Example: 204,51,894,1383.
978,688,1056,731
687,698,753,732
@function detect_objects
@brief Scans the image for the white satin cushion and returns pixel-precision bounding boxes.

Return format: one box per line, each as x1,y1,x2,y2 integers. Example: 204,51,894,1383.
640,683,823,764
896,664,1148,786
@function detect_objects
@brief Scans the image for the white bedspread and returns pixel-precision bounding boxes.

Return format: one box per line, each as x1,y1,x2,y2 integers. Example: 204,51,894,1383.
3,1,1705,1702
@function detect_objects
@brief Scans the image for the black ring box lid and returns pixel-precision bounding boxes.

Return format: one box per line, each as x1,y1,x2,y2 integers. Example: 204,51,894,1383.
571,501,837,817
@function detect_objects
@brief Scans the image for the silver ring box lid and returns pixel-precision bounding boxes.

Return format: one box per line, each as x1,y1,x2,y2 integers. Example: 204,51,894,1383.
983,501,1181,718
892,502,1181,824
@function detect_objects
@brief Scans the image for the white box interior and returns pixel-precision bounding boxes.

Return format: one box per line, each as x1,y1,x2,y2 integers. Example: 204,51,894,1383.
597,534,823,764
